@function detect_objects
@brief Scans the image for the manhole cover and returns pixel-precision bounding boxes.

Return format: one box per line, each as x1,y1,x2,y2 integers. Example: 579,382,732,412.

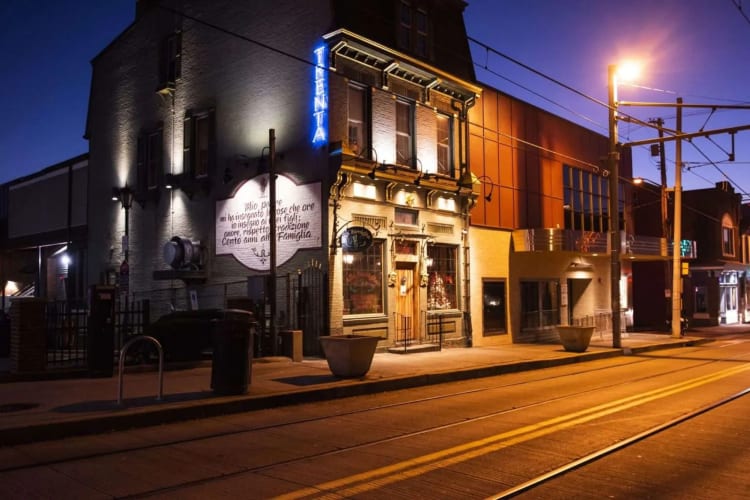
0,403,39,413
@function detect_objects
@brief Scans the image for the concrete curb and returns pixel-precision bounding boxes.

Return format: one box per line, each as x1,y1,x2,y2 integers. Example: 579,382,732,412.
0,338,711,446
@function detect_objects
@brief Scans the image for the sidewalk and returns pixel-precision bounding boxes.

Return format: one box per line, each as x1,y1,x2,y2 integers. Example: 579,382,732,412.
0,329,726,446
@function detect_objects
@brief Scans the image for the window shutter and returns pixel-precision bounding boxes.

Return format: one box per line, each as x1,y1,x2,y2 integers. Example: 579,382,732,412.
136,133,146,193
154,127,164,188
207,108,216,178
183,113,193,178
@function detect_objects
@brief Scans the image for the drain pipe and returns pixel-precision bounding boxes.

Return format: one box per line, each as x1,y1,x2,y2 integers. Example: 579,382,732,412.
453,96,477,347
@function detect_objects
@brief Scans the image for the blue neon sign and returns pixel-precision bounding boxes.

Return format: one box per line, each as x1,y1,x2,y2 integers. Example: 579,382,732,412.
311,44,328,145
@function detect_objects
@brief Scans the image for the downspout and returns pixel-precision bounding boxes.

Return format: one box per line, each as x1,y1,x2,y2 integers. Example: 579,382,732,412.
453,96,477,346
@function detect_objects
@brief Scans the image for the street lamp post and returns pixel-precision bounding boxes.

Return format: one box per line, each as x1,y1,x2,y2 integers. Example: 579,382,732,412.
608,64,622,348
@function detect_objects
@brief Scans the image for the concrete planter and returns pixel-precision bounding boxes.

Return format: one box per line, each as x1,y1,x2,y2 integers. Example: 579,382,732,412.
319,335,379,378
556,326,595,353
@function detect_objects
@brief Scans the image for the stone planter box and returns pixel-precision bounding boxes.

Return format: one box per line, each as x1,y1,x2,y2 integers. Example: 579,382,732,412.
319,335,379,378
556,325,595,353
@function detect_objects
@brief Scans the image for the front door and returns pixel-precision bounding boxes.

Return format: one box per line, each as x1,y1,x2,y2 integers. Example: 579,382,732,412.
395,264,418,344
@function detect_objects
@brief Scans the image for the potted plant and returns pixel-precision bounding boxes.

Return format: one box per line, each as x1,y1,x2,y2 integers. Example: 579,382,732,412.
555,325,595,352
319,334,380,378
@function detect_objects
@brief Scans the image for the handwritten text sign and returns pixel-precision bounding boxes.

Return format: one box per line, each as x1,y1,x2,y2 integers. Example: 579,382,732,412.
216,174,322,270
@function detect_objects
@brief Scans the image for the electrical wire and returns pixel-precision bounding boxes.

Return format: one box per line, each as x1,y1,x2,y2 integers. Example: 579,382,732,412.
731,0,750,25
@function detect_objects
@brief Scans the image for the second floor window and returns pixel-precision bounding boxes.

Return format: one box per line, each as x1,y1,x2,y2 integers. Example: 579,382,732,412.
183,109,215,179
722,214,736,257
436,113,452,175
563,165,615,233
396,99,414,167
348,85,369,157
137,128,163,192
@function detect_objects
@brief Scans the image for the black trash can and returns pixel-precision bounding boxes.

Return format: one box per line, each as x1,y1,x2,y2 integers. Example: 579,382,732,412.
211,309,255,395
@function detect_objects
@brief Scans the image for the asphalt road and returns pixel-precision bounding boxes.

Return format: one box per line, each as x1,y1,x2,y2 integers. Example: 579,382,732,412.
2,334,749,499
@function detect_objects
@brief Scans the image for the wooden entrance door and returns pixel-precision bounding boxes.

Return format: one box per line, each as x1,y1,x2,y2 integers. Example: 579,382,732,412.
395,264,418,344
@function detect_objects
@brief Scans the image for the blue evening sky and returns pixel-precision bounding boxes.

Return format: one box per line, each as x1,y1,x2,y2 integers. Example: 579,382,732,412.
2,1,749,197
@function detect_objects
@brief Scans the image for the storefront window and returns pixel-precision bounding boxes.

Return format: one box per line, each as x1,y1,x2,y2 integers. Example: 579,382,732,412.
343,240,384,315
426,244,457,310
482,280,506,335
520,280,560,331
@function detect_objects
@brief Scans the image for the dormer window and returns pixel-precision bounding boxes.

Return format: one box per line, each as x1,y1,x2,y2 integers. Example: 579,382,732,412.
398,1,429,59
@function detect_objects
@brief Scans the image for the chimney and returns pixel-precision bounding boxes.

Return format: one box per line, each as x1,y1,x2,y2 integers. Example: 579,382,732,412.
136,0,159,19
716,181,732,193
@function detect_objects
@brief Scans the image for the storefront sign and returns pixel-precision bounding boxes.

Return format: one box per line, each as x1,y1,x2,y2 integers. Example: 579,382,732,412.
215,174,322,270
311,44,328,145
340,226,373,252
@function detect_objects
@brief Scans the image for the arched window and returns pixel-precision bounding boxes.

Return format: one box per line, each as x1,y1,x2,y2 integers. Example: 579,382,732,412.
721,213,736,257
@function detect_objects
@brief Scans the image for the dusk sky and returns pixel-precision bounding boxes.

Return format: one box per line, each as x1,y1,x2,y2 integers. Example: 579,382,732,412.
2,1,749,198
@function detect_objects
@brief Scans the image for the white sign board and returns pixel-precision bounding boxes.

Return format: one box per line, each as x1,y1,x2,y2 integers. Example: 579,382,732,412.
216,174,322,270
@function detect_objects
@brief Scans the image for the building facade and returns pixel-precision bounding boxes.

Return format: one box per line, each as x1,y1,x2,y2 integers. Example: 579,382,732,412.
86,0,482,354
0,154,88,309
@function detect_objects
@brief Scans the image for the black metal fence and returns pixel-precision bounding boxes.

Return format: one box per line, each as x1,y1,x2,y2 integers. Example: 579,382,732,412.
44,297,150,370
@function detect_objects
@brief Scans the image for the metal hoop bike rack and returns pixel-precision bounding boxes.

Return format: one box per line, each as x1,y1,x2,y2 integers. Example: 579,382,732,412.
117,335,164,406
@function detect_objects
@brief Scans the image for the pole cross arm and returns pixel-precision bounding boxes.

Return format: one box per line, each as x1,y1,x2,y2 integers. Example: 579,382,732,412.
623,123,750,147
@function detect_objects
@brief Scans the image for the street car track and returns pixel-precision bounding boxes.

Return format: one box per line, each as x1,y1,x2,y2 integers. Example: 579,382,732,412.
491,386,750,499
2,342,745,479
4,341,749,499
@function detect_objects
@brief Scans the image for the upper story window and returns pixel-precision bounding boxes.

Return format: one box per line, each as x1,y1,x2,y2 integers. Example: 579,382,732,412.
136,127,163,192
183,109,215,180
722,214,736,257
396,99,414,167
398,1,429,58
158,32,181,92
348,85,369,157
436,113,452,175
563,165,616,233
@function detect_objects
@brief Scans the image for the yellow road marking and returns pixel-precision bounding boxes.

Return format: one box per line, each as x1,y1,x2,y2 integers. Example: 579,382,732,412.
274,363,750,499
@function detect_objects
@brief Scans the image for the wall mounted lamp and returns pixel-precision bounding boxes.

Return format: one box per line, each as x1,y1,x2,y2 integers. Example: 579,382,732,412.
473,174,495,202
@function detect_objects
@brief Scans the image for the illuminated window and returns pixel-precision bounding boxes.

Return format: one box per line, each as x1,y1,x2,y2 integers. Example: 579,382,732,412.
184,109,215,180
158,31,181,91
436,113,452,175
722,214,736,257
395,207,418,226
348,85,369,156
563,165,612,232
426,244,457,310
396,100,414,166
343,240,384,315
482,280,507,335
137,127,163,191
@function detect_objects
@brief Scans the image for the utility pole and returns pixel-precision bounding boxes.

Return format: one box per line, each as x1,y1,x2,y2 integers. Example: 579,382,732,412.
671,99,683,338
650,117,671,328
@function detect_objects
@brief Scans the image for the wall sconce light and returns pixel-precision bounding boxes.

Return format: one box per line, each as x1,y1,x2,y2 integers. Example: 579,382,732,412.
165,173,183,190
343,253,354,264
368,162,397,180
473,175,495,202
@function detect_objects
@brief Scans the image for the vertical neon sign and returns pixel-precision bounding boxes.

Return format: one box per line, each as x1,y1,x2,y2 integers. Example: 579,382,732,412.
312,44,328,145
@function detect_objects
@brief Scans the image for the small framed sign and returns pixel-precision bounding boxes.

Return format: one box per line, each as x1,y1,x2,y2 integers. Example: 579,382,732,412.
341,226,373,252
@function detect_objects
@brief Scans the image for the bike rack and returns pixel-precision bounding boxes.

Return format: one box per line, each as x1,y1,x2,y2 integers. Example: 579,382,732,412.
117,335,164,406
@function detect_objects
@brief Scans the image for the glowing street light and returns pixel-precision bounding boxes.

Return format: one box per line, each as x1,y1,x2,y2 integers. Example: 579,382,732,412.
607,64,623,348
